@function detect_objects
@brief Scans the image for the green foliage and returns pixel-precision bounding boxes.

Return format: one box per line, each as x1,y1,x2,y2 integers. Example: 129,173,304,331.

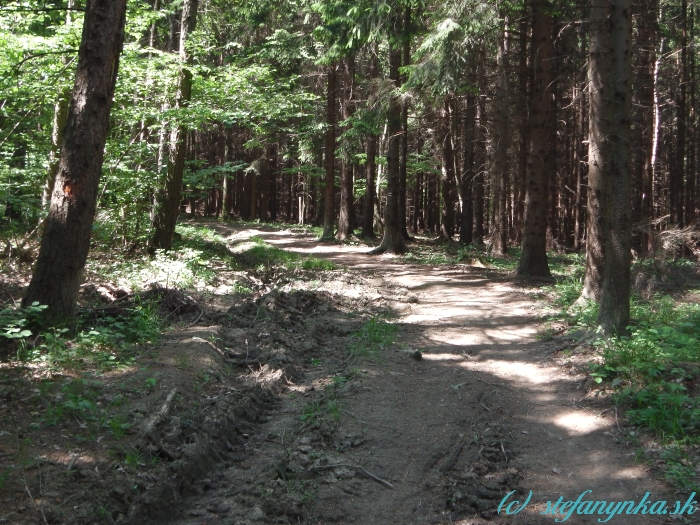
349,317,396,357
1,301,160,372
546,253,700,490
0,301,46,343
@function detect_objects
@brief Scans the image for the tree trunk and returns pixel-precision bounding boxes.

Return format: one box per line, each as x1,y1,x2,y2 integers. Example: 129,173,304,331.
337,56,355,240
492,21,510,256
322,65,337,239
22,0,127,320
473,51,487,244
44,1,75,210
636,0,657,253
515,16,529,245
574,80,587,250
688,8,697,226
440,99,456,240
598,0,633,335
580,0,610,300
399,6,411,240
151,0,198,251
460,93,475,245
371,47,406,254
672,0,688,227
473,95,486,244
362,50,379,239
518,0,553,277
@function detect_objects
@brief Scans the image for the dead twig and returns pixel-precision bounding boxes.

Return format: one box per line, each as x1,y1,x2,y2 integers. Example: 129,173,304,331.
24,482,48,525
614,406,622,433
186,305,204,327
500,441,508,462
466,371,508,390
311,463,394,489
342,409,367,424
249,304,264,329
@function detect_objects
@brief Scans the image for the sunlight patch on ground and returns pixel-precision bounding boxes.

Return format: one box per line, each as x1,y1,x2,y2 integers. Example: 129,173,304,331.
612,466,646,480
460,360,553,384
421,353,464,361
553,412,606,435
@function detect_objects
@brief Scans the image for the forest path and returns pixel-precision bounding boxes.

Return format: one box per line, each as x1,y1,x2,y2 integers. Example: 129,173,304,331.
176,225,667,525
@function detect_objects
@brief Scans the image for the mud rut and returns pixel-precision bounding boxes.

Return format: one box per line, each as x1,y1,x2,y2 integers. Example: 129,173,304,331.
171,226,667,525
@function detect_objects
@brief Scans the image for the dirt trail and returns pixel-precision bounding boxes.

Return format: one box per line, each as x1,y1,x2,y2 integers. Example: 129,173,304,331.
172,226,669,525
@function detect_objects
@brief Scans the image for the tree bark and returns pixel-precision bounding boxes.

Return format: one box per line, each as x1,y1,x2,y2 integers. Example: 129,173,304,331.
440,99,456,240
371,47,406,254
322,65,337,239
22,0,127,320
635,0,657,253
151,0,198,252
515,15,529,245
460,93,475,245
580,0,610,300
43,1,75,210
672,0,688,227
492,20,510,256
337,56,355,240
688,8,697,226
399,5,411,240
518,0,553,277
598,0,633,335
361,50,379,239
473,51,487,244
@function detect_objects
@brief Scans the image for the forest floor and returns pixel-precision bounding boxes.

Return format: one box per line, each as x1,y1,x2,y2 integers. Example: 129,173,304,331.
0,222,684,525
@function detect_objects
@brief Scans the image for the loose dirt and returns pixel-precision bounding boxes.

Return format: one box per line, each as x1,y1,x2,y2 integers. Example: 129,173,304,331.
0,224,675,525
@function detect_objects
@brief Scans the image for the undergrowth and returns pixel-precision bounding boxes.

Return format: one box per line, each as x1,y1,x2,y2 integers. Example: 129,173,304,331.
238,236,335,271
0,299,160,373
403,242,520,271
544,253,700,491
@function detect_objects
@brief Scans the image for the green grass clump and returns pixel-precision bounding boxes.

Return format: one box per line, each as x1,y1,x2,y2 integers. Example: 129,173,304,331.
349,317,397,357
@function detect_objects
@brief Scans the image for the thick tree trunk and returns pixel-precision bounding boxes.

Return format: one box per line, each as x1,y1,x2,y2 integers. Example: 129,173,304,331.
492,21,510,256
22,0,127,320
151,0,198,251
580,0,610,300
371,47,406,254
322,65,337,239
598,0,633,335
518,0,553,277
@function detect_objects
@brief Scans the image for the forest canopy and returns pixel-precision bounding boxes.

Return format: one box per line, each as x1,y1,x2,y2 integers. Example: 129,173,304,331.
0,0,698,330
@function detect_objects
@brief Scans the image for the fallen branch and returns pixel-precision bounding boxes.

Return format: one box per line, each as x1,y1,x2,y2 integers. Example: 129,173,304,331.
311,463,394,489
141,388,177,441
